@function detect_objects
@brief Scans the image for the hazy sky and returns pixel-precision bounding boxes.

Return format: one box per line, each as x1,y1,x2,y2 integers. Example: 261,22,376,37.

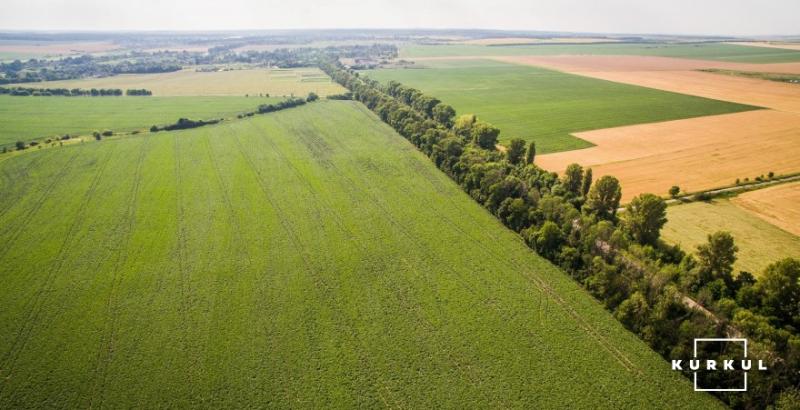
1,0,798,36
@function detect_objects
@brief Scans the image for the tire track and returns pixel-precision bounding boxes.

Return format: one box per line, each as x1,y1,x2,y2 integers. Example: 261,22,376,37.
247,116,504,405
86,138,150,409
231,127,408,408
0,148,81,262
294,109,642,375
0,144,117,394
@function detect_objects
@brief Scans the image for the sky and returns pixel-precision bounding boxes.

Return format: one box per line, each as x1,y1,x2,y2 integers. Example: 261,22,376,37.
1,0,798,37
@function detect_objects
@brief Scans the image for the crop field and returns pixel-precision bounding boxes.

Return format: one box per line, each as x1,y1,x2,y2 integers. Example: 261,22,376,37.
0,40,120,61
733,182,800,237
399,42,800,63
536,110,800,201
0,95,277,146
662,199,800,275
0,101,718,408
9,67,345,97
365,59,755,153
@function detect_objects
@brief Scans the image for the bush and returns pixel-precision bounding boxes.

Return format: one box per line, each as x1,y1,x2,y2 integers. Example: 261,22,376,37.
693,192,712,202
101,130,113,136
15,141,26,150
306,92,319,102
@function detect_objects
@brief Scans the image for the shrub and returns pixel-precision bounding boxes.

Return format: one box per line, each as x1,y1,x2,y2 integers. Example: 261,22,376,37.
15,141,26,150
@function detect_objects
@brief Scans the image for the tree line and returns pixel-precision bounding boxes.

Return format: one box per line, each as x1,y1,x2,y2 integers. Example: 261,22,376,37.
320,57,800,408
0,87,152,96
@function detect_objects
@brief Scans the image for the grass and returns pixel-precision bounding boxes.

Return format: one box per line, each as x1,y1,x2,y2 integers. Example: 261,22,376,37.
365,59,756,153
7,67,346,97
0,95,278,147
662,199,800,275
700,68,800,84
0,101,720,408
400,42,800,63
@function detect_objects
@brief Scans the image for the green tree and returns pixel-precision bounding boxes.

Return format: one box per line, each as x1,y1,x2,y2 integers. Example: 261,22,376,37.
306,92,319,102
525,141,536,165
755,258,800,325
581,168,593,197
561,163,583,196
15,140,25,150
432,103,456,127
453,114,476,138
471,121,500,149
535,221,563,258
696,231,738,287
623,193,667,245
506,138,526,165
669,185,680,198
583,175,622,221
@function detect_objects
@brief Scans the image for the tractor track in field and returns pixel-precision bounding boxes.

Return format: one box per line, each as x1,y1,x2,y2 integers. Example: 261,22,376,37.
172,132,200,403
87,137,150,409
255,116,492,405
0,148,81,262
318,107,642,376
0,144,117,396
272,111,524,398
0,152,51,219
234,124,413,408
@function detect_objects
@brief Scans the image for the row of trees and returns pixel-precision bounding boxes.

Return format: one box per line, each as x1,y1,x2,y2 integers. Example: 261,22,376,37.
0,87,153,96
320,58,800,408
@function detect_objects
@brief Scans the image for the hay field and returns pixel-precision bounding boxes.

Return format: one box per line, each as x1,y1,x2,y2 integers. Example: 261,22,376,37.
365,59,754,153
536,110,800,201
0,101,716,408
662,199,800,275
8,68,345,97
733,182,800,237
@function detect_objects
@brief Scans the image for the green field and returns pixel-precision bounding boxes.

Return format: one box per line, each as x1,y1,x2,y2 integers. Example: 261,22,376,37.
0,101,718,408
366,59,756,152
9,68,346,97
662,200,800,275
0,95,277,146
400,42,800,63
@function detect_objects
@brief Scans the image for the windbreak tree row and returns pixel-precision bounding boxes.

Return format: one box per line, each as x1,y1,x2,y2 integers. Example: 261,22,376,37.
320,58,800,409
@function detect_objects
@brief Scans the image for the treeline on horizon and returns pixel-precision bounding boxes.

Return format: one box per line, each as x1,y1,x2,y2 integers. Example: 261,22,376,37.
320,57,800,409
0,86,152,96
0,44,397,85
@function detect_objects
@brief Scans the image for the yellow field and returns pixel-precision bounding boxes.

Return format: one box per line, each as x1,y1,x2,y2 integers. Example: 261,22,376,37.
535,110,800,201
662,199,800,275
733,182,800,236
727,41,800,51
9,68,346,97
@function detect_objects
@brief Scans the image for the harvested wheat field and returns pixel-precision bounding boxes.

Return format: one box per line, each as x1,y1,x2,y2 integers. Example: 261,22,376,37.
536,110,800,201
733,182,800,236
490,55,800,75
727,42,800,52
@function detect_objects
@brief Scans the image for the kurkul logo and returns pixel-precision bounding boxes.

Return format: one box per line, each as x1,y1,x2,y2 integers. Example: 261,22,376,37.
671,338,768,392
